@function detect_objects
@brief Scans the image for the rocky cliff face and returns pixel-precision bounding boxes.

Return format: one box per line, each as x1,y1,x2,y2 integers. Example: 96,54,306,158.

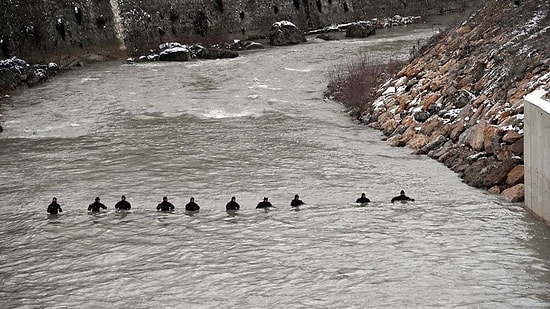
362,0,550,202
1,0,475,62
0,0,123,64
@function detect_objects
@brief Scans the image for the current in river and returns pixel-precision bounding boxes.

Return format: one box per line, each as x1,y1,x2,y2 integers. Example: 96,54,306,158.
1,21,549,308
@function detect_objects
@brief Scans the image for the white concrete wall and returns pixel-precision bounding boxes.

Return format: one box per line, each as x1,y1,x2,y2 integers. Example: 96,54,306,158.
524,89,550,223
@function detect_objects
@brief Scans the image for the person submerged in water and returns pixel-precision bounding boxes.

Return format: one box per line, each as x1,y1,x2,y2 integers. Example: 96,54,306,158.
256,197,273,209
290,194,304,207
356,193,371,204
226,196,240,211
157,196,175,211
114,195,131,210
391,190,415,203
88,197,107,212
185,197,200,211
47,197,63,214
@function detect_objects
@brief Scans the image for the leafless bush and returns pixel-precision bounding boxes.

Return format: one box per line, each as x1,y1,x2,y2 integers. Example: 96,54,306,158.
326,56,404,119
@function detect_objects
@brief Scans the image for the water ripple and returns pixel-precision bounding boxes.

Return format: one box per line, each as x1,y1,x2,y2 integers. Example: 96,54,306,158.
1,24,550,308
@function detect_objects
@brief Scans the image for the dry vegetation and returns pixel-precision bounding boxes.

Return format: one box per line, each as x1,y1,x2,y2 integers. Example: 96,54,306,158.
325,56,404,119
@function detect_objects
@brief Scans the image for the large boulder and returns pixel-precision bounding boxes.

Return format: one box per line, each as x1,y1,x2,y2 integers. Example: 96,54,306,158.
482,158,519,188
502,130,522,144
506,165,524,186
227,40,264,51
502,184,525,202
462,157,519,189
417,134,447,155
345,21,376,38
407,133,430,149
159,46,191,61
269,21,306,46
467,120,489,151
440,146,477,172
462,157,495,188
414,111,430,122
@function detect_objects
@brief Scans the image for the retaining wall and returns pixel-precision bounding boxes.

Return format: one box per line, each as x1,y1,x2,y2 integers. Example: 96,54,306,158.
524,89,550,223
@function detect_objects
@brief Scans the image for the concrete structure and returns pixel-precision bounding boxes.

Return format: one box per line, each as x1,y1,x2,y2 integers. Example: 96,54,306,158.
524,89,550,223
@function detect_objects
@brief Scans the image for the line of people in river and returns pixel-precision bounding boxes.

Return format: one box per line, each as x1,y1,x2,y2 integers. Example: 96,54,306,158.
46,191,415,214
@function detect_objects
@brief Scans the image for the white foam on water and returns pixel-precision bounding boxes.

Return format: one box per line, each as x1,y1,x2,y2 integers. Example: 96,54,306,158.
80,77,100,83
200,109,258,119
247,83,283,91
246,94,261,100
284,67,312,73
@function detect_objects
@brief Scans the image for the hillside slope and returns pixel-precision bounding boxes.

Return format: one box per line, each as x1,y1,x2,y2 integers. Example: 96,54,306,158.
362,0,549,202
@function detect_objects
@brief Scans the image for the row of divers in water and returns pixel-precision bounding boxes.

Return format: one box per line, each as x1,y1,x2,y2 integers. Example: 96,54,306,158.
46,191,415,215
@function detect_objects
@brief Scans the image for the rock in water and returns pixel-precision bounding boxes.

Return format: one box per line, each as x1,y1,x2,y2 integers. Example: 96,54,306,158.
269,21,306,46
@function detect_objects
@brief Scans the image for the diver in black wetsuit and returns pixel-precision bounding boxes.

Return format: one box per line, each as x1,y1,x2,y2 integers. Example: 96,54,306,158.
226,196,240,211
391,190,415,203
47,197,63,214
114,195,131,210
290,194,304,207
356,193,371,203
88,197,107,212
185,197,200,211
157,196,175,211
256,197,273,209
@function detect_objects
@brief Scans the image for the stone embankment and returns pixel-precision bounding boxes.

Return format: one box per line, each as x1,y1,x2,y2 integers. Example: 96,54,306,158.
361,0,549,202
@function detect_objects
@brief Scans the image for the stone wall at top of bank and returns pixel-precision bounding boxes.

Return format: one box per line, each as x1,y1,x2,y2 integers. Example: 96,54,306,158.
0,0,474,63
0,0,122,64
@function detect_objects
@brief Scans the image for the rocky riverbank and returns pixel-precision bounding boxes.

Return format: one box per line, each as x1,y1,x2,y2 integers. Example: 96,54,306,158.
0,57,58,98
0,14,425,98
0,53,115,101
359,0,549,202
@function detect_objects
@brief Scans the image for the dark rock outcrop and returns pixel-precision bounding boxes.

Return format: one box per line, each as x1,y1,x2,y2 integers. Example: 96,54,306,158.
159,47,191,61
269,21,306,46
126,41,251,63
345,21,376,38
0,57,59,94
224,41,264,51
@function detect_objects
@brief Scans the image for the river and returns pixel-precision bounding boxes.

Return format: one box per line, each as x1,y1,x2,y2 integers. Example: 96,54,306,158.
1,22,549,308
